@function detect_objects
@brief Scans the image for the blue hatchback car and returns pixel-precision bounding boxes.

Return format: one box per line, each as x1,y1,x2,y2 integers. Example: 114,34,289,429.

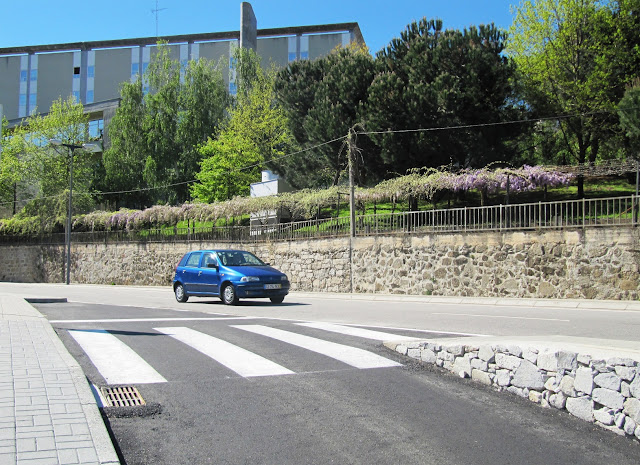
173,249,290,305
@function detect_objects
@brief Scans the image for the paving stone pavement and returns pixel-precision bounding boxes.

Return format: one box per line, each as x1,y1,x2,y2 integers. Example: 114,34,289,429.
0,296,119,465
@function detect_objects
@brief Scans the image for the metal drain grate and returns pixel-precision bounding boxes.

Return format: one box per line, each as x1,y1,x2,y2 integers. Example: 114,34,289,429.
100,386,146,407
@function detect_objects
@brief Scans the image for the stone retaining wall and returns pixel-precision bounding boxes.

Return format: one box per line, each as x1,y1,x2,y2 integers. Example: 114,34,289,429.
1,226,639,300
386,340,640,441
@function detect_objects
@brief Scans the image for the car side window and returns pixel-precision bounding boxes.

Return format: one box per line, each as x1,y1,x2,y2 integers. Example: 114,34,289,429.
185,253,202,267
202,253,217,268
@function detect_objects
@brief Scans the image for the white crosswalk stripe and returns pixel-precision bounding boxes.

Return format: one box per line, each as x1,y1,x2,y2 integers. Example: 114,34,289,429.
68,329,167,384
231,325,402,369
154,327,295,377
296,322,423,342
69,323,406,384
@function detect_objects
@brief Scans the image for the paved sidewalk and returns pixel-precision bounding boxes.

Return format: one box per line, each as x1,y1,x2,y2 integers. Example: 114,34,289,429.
0,296,119,465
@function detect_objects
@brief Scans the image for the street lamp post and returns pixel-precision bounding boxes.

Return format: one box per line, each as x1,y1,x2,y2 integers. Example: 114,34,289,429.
49,139,102,285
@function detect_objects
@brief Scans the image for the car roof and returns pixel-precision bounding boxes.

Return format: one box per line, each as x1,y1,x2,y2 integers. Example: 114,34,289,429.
189,249,247,253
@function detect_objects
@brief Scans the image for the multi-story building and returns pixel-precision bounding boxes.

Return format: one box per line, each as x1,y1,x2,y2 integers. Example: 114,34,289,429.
0,2,363,138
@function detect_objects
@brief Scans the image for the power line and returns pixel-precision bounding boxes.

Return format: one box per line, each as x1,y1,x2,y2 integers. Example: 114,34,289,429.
0,135,348,206
356,108,626,136
2,104,638,208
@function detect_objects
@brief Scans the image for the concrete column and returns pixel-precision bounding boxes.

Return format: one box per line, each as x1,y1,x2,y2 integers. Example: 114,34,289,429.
26,53,37,115
80,49,88,104
240,2,257,51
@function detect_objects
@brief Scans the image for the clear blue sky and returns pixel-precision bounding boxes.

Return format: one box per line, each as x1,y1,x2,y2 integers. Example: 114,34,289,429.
1,1,518,55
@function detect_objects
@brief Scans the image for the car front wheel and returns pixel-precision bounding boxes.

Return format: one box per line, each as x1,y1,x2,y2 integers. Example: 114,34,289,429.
270,296,285,304
175,283,188,303
221,284,238,305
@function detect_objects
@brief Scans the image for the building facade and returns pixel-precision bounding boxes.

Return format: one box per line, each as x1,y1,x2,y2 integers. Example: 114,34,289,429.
0,2,363,134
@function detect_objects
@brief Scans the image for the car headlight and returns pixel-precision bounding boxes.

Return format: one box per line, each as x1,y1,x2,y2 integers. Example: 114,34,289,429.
240,276,260,282
281,275,288,281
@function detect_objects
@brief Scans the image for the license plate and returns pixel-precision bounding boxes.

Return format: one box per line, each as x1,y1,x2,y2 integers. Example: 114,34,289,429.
264,284,281,290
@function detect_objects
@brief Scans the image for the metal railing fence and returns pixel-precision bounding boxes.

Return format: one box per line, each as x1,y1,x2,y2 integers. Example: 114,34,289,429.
1,195,637,245
354,195,638,235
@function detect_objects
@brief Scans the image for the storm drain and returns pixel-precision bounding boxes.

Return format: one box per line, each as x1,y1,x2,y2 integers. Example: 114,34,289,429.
100,386,146,407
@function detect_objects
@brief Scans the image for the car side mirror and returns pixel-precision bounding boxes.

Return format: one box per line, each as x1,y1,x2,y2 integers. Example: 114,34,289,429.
207,263,218,269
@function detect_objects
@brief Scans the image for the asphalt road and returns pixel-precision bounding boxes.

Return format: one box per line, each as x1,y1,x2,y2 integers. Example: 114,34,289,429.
5,282,640,341
34,300,640,465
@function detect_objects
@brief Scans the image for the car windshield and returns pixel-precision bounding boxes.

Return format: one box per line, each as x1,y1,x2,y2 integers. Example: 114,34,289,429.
217,251,266,267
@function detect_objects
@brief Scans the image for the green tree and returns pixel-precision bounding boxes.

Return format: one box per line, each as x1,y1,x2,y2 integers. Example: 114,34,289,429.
508,0,640,196
0,119,30,216
192,48,294,202
1,97,93,222
619,80,640,152
102,43,228,207
365,19,520,176
176,59,230,201
142,44,181,203
101,78,148,208
274,44,381,188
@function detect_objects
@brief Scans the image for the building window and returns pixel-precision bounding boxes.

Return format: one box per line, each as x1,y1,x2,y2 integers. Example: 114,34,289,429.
28,93,37,114
19,94,27,105
74,66,80,75
72,91,80,102
87,65,95,78
86,90,94,104
89,119,103,139
20,70,27,82
30,69,37,81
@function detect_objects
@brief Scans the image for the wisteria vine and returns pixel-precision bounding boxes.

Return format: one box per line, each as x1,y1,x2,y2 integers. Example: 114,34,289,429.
0,165,575,235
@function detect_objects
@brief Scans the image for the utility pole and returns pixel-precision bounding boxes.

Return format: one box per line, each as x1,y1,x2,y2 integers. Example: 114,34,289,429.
348,128,356,238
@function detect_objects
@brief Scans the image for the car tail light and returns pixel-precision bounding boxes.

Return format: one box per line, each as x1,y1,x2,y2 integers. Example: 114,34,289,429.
176,253,187,272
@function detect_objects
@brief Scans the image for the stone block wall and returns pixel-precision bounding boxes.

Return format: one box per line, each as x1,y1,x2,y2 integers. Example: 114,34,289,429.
0,246,46,283
1,226,639,300
387,340,640,441
351,228,640,300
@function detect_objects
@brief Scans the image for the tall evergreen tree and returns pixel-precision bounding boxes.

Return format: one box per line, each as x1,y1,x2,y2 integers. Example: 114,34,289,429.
364,19,520,175
274,44,381,188
102,43,228,208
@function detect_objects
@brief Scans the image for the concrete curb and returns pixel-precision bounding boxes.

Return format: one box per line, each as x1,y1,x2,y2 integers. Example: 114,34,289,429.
386,336,640,441
291,291,640,311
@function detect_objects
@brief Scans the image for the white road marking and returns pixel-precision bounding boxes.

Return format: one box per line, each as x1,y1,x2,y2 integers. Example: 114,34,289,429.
154,327,294,377
431,313,570,322
51,317,254,323
68,329,167,384
232,325,401,369
339,323,491,337
297,322,423,342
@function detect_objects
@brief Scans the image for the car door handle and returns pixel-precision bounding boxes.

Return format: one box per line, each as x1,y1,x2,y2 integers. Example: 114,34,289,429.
198,271,203,276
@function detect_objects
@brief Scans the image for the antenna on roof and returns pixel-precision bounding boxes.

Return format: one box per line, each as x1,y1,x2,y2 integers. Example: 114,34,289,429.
151,0,168,37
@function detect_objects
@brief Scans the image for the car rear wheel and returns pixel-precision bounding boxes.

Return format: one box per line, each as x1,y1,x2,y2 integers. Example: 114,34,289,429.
221,284,238,305
175,283,188,303
269,296,285,304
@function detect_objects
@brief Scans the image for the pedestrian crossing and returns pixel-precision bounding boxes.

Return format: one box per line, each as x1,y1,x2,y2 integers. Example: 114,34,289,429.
68,329,167,384
232,325,401,369
155,327,295,378
67,323,412,385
